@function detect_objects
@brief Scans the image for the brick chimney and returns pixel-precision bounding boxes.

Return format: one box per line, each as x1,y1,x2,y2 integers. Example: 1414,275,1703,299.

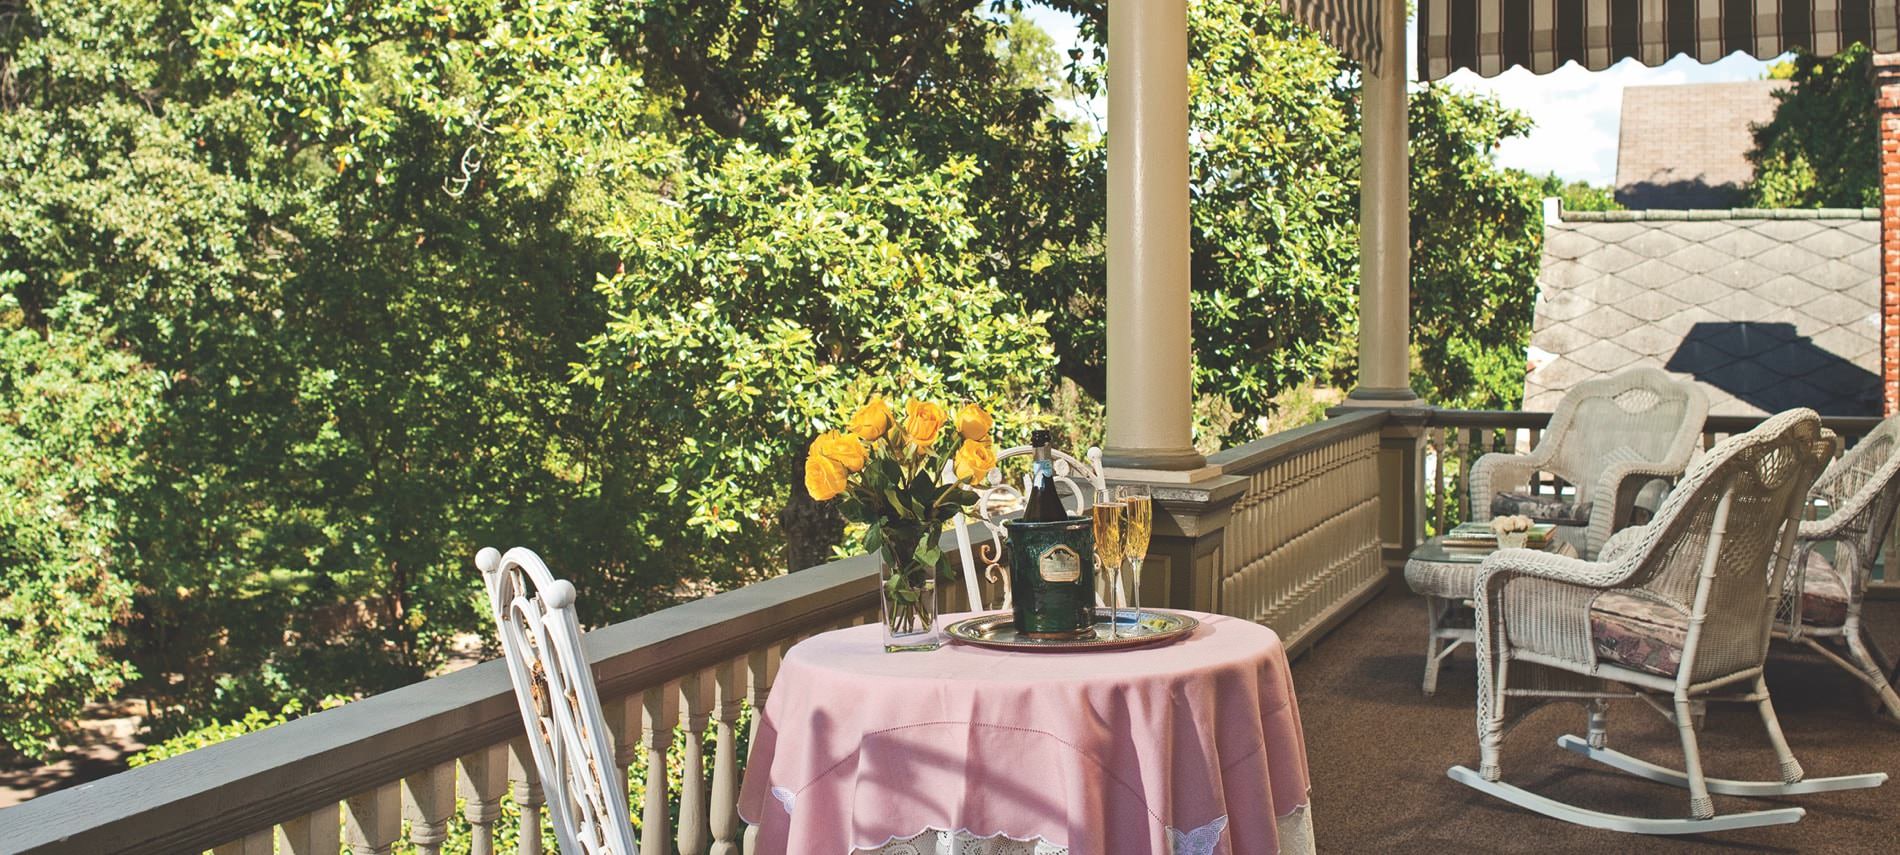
1880,53,1900,415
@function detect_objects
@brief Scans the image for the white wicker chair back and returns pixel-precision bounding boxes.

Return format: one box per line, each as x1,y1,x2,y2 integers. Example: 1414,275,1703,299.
1543,367,1708,507
1618,410,1832,684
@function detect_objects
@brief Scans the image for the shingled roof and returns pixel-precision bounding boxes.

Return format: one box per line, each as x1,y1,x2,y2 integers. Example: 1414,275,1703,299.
1615,80,1786,210
1526,206,1881,417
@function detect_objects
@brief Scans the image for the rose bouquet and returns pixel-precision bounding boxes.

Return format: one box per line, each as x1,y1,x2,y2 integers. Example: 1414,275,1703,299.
806,397,997,650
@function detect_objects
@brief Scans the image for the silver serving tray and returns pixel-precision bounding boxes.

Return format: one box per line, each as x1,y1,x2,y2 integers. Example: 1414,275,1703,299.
945,608,1199,652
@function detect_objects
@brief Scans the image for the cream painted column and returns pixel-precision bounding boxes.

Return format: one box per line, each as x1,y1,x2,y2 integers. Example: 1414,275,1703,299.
1345,0,1422,405
1103,0,1204,471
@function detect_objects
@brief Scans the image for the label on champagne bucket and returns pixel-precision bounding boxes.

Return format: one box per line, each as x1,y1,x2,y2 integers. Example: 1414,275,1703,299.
1037,544,1082,583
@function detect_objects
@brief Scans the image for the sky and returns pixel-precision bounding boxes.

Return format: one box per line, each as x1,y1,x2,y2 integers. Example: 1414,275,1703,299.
1020,5,1777,187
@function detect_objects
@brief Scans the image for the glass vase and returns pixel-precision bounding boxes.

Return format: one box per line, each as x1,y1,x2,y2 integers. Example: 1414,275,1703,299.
1496,531,1528,550
879,553,942,652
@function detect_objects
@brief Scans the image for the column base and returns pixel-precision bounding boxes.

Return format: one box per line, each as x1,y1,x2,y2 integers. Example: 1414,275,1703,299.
1099,445,1208,472
1339,386,1425,408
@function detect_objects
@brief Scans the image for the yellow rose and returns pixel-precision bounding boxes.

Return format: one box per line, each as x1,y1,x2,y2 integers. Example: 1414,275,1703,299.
805,454,847,502
810,430,866,473
847,397,895,441
905,400,949,447
954,403,993,442
955,438,997,483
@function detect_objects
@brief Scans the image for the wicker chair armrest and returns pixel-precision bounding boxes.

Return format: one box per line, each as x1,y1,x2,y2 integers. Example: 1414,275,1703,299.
1796,514,1852,543
1585,460,1686,557
1475,547,1628,594
1468,452,1544,522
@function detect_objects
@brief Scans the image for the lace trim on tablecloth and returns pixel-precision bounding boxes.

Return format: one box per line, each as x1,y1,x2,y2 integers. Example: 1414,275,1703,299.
852,827,1068,855
841,802,1313,855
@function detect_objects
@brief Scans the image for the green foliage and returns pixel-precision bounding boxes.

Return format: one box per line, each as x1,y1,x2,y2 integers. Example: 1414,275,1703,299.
1747,44,1878,209
0,289,157,758
0,0,1548,755
1185,1,1361,443
1408,86,1545,409
578,95,1054,569
1538,174,1622,212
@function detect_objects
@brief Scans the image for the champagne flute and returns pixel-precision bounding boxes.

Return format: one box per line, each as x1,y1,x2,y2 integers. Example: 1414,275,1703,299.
1116,485,1153,632
1089,499,1125,637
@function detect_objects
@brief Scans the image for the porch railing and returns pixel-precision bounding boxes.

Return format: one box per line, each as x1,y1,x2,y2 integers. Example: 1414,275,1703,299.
1209,409,1387,657
0,552,885,855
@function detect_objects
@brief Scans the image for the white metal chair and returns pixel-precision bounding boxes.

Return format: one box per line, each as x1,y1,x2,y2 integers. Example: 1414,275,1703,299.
1775,415,1900,719
1471,367,1708,558
476,546,636,855
942,444,1106,610
1451,409,1885,834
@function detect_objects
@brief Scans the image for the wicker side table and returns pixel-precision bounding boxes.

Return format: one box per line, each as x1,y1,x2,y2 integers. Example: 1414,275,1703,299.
1404,536,1579,695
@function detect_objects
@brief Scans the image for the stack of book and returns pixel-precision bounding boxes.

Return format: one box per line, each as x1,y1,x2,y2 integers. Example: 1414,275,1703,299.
1441,521,1558,549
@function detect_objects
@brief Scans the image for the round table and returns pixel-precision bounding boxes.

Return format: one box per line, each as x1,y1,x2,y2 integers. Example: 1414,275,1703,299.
1404,536,1579,695
737,612,1314,855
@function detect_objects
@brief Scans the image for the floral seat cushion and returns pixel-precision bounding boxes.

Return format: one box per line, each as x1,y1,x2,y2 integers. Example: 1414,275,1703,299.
1794,551,1849,628
1589,591,1688,677
1491,491,1593,525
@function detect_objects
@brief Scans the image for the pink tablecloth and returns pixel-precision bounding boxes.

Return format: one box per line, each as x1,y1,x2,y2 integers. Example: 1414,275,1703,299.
737,612,1310,854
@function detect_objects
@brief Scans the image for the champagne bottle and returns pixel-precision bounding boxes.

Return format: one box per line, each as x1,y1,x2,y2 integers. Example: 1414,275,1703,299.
1023,429,1069,521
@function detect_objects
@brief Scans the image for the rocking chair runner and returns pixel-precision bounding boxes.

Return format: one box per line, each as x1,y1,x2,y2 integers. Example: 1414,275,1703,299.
1775,415,1900,719
1451,409,1887,834
1469,367,1708,558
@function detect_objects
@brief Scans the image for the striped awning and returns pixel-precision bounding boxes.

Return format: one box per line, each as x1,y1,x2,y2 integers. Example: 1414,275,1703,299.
1281,0,1387,73
1418,0,1900,80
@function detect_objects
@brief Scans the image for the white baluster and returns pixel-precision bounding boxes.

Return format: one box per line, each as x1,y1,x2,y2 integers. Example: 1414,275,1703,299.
404,762,456,855
212,829,273,855
344,781,401,855
640,682,679,855
509,736,547,855
605,695,636,785
459,745,509,855
710,657,743,855
678,671,713,855
742,643,783,855
277,803,340,855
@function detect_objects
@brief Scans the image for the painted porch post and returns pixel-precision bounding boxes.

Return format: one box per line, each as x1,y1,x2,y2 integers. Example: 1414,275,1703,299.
1104,0,1202,471
1346,0,1422,406
1339,0,1427,567
1102,0,1247,613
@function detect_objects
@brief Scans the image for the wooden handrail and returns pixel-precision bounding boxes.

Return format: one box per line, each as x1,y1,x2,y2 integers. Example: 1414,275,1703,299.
1210,408,1389,475
1426,408,1883,440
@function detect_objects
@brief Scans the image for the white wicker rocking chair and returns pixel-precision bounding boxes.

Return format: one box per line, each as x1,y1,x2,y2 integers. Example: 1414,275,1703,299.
476,547,637,855
1451,409,1886,834
941,443,1107,611
1775,415,1900,719
1470,367,1708,558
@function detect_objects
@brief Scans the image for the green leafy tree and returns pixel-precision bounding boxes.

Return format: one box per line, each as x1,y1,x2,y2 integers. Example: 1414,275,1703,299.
1538,174,1622,212
1748,44,1878,208
0,288,158,757
1409,87,1545,408
0,0,1551,752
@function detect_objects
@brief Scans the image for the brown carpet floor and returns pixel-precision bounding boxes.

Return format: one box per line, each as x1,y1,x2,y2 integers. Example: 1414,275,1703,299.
1291,579,1900,853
